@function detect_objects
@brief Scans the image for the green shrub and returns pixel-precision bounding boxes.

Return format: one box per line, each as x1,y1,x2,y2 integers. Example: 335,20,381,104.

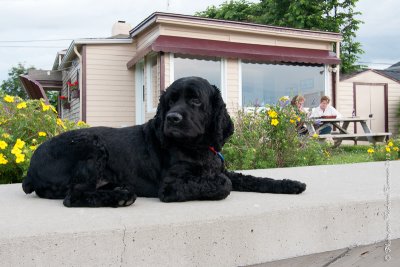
223,97,328,170
0,94,88,184
367,139,400,161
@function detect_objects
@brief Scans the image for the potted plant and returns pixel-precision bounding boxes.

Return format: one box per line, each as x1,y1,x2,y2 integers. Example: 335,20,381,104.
68,81,80,99
59,95,70,109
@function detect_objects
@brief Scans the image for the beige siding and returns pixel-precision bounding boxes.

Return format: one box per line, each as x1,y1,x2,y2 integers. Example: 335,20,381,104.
338,70,400,135
159,24,332,51
86,44,136,127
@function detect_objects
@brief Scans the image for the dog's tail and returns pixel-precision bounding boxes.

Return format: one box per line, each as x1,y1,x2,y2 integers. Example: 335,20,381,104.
22,174,34,194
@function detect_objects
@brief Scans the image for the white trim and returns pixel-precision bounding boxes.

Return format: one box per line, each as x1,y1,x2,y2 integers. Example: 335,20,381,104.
220,58,227,102
238,59,243,108
169,53,174,84
135,60,145,125
146,55,157,113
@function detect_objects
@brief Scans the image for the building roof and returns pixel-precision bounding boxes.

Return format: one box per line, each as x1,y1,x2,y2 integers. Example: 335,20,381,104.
386,61,400,71
130,12,342,42
54,37,132,70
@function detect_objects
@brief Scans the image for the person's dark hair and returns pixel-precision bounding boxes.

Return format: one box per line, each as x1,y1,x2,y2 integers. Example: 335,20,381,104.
320,96,330,103
291,95,305,106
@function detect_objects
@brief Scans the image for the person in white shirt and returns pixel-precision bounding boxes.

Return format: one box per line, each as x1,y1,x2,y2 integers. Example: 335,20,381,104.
310,96,342,134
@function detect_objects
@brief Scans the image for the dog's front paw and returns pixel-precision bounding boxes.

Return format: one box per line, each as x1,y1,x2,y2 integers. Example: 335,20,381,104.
281,179,306,194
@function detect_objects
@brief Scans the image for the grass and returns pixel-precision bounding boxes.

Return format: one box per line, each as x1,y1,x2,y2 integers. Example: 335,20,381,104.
322,145,373,165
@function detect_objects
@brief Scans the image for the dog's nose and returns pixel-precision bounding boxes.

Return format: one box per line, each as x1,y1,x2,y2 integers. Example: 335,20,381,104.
166,112,183,125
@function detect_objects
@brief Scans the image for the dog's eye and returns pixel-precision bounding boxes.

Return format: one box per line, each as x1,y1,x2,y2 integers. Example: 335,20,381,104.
190,98,201,106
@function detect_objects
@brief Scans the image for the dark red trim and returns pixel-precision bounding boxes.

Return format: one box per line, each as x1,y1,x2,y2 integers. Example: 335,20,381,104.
127,35,340,68
332,71,337,107
160,52,165,91
384,84,389,132
82,45,87,123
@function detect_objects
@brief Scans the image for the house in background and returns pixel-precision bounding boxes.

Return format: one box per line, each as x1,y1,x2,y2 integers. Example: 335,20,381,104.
21,12,342,128
337,62,400,136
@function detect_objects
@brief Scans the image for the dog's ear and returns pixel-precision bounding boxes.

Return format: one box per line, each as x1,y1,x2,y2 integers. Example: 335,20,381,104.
209,85,234,151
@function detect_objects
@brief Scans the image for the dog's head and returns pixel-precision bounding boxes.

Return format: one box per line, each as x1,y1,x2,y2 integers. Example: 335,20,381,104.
154,76,233,151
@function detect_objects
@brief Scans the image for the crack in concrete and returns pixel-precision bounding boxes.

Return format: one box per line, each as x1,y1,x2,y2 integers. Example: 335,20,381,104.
120,224,127,267
322,248,351,267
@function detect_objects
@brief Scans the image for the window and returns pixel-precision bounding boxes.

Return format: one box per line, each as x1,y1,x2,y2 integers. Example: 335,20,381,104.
241,61,325,108
146,54,158,113
173,54,221,89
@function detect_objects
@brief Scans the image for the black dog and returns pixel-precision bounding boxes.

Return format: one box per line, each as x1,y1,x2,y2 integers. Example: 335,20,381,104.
22,77,306,207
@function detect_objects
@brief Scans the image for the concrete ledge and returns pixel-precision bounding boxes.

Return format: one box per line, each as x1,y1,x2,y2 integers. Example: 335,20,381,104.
0,161,399,266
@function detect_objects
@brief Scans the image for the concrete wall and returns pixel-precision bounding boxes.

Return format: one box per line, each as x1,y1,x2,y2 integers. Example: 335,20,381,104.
1,161,399,266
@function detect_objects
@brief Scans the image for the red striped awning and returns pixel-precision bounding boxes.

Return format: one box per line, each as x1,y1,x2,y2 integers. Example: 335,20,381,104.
127,35,340,68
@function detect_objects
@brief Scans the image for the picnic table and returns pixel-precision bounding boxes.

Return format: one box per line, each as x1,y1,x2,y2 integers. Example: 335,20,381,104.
305,117,391,147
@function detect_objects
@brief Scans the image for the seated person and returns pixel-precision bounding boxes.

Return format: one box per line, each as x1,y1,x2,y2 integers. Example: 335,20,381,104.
310,96,342,134
291,95,308,135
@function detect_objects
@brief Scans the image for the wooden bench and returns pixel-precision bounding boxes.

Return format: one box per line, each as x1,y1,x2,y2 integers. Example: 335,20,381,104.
317,132,392,147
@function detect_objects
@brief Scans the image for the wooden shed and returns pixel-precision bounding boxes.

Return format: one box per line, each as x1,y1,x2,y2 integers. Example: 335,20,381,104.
337,67,400,136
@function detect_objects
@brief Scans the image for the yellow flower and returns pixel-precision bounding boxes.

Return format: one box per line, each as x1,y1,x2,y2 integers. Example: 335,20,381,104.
290,119,295,124
29,145,37,151
16,102,27,109
41,101,50,111
32,138,37,144
268,110,278,119
394,147,399,152
279,96,290,102
367,148,374,154
50,105,57,114
14,138,25,149
11,147,22,155
271,119,279,126
57,118,66,129
4,95,14,103
77,120,87,127
0,153,8,164
0,140,8,149
312,133,319,139
2,133,10,139
297,116,301,122
15,153,25,163
388,141,394,147
38,132,47,137
385,146,391,153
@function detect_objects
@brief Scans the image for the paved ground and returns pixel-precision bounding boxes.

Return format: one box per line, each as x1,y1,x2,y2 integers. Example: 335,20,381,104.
0,161,399,266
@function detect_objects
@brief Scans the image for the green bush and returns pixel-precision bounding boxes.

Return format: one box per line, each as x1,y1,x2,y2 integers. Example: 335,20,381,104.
223,97,328,170
0,94,88,184
367,139,400,161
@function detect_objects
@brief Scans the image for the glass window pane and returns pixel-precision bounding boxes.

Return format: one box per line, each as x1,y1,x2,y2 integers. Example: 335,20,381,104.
174,54,221,88
242,62,325,108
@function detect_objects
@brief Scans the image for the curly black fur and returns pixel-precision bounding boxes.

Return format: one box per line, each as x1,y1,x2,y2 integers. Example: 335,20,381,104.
22,76,306,207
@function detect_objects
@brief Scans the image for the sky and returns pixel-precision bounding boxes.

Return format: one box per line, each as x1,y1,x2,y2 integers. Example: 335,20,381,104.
0,0,399,83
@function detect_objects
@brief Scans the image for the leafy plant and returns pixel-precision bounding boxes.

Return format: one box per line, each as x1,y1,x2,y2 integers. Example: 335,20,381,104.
367,139,400,161
223,97,328,170
0,94,88,184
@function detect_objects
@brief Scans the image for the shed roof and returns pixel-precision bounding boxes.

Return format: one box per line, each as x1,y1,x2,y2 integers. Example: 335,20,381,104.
340,69,400,83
